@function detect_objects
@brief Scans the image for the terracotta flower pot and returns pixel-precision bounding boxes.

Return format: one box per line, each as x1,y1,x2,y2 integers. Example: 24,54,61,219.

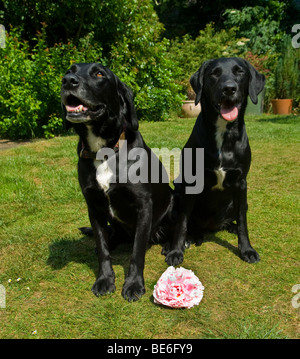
271,99,293,115
181,100,201,118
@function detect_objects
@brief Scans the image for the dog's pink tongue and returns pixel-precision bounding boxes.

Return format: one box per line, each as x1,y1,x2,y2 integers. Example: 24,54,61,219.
221,105,238,121
66,104,88,112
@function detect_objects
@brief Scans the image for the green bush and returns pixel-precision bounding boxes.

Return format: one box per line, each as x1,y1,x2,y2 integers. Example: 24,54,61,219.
222,5,286,110
111,37,183,121
166,23,244,98
107,0,183,121
223,4,286,55
0,1,184,139
0,32,40,139
0,26,108,139
0,25,182,139
273,36,299,100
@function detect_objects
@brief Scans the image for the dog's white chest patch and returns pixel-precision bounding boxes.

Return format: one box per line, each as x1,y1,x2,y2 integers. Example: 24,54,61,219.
94,159,114,192
212,167,226,191
215,116,228,151
212,117,228,191
87,125,106,153
86,125,112,191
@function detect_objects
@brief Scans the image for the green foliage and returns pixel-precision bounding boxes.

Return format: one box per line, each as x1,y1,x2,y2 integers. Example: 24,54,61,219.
0,1,183,139
0,27,105,139
154,0,299,39
223,2,286,55
273,36,300,100
107,1,183,121
0,0,299,138
222,3,287,109
0,32,40,139
111,37,183,121
220,3,300,110
166,23,244,98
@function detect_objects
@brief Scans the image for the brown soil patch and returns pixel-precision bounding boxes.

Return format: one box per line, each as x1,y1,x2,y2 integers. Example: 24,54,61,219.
0,139,32,151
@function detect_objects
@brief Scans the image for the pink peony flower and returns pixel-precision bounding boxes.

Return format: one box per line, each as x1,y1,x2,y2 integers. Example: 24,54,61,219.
153,266,204,308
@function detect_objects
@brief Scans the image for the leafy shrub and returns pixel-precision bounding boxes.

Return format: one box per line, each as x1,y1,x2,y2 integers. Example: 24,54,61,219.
111,36,183,121
222,4,297,110
0,31,40,139
273,36,299,100
0,27,102,139
223,4,286,55
0,12,183,139
106,1,183,121
166,23,244,98
0,29,62,138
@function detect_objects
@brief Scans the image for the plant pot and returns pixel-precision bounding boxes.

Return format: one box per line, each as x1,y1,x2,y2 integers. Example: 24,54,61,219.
271,99,293,115
181,100,201,118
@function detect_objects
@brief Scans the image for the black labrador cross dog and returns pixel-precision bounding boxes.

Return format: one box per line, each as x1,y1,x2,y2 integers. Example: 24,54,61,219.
164,57,265,266
61,63,172,301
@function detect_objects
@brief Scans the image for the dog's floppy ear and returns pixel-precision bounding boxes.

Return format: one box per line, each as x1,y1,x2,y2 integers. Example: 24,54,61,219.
190,60,212,105
118,80,139,131
243,59,266,104
61,103,73,130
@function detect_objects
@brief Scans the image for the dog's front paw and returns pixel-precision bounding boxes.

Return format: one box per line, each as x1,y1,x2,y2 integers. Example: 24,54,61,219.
91,275,116,297
165,249,184,266
240,247,260,263
122,277,145,302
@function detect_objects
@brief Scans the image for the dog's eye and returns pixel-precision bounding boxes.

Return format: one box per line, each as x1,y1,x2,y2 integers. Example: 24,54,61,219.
96,71,103,78
210,68,222,77
233,66,245,76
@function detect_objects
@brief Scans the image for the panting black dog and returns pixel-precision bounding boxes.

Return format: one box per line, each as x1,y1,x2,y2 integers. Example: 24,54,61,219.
164,57,265,266
61,63,172,301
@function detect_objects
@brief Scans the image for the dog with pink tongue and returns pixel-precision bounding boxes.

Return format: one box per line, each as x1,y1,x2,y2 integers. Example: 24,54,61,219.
164,57,265,266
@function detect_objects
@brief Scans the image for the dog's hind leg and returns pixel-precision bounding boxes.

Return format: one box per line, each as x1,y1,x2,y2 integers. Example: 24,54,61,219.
187,219,204,246
223,222,238,234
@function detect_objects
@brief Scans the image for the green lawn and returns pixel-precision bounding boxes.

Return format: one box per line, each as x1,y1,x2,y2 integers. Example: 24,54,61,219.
0,114,299,339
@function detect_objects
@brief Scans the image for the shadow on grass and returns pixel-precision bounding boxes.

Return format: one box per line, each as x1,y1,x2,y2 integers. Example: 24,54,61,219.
47,230,241,279
47,234,134,279
201,232,240,258
47,230,242,307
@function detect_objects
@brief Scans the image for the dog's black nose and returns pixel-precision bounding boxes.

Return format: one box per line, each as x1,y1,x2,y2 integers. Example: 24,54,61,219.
222,83,237,96
62,73,79,89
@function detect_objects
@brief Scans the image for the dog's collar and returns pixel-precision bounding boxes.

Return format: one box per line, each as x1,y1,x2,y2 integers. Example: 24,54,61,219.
80,131,126,159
